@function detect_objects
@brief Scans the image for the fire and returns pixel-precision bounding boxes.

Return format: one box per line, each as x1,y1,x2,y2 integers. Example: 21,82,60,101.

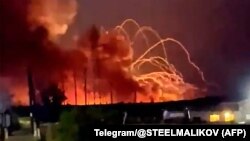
8,19,206,106
0,0,206,105
60,19,206,105
28,0,77,39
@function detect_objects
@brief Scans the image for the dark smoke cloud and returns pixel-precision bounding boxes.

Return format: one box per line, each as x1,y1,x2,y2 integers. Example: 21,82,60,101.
77,29,141,102
0,0,86,92
0,0,140,103
75,0,250,100
0,0,205,104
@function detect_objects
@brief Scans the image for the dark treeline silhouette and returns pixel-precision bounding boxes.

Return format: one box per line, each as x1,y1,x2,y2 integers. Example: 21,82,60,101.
52,96,232,141
12,96,228,123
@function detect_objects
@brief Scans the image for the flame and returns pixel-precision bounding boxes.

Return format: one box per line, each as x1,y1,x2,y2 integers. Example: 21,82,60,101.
63,19,205,105
9,19,206,105
28,0,77,39
97,19,205,103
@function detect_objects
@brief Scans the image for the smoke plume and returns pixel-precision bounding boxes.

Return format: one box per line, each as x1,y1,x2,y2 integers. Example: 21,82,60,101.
0,0,86,104
28,0,77,39
78,29,141,102
0,0,203,105
0,0,82,77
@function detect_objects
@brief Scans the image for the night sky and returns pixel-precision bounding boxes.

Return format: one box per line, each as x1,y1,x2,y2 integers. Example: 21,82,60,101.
63,0,250,100
1,0,250,101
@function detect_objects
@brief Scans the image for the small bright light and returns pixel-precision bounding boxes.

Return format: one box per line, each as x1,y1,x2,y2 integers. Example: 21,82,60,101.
209,114,220,122
238,121,246,124
224,112,230,118
223,111,235,122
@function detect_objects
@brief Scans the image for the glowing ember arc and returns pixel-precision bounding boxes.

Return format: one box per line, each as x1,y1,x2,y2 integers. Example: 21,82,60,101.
2,15,207,105
115,19,205,82
79,19,207,104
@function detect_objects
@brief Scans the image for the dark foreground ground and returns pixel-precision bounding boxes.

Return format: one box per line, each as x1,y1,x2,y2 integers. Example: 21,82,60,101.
12,96,231,118
3,96,241,141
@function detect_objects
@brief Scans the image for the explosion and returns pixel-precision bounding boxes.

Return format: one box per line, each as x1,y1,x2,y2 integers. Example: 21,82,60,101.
0,0,206,105
76,19,206,104
28,0,77,39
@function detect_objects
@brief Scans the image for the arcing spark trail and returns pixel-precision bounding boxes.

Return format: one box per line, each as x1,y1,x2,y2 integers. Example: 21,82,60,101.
82,19,207,103
0,0,207,104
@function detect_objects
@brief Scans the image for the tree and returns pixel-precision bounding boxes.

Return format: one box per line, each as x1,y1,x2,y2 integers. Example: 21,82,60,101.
41,83,67,122
54,110,78,141
41,83,67,107
50,107,121,141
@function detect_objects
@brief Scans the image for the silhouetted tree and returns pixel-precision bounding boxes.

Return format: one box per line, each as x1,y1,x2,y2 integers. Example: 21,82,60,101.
41,83,67,122
41,83,67,107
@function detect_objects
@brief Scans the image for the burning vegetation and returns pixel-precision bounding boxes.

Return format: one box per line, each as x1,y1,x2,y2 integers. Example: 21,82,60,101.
0,0,207,105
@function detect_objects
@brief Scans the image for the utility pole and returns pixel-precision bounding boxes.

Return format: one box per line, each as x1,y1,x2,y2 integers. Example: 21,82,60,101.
61,77,66,105
0,33,4,91
84,67,87,105
89,25,100,105
93,90,96,105
99,93,102,105
110,90,113,104
27,69,36,136
0,49,3,75
0,34,3,75
97,66,101,105
0,31,5,140
110,83,113,104
73,71,77,105
0,38,4,139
